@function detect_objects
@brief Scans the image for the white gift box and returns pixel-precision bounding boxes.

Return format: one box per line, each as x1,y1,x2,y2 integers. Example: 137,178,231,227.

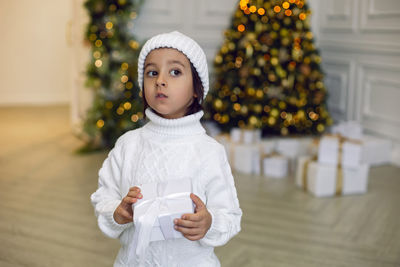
230,128,242,143
233,144,260,175
361,134,392,166
316,135,364,167
342,164,369,195
331,121,363,140
253,129,262,143
307,161,338,197
242,129,254,144
263,155,288,178
260,139,276,155
230,128,261,144
133,179,194,242
276,137,313,173
318,136,340,165
277,138,303,158
296,156,369,197
342,141,363,168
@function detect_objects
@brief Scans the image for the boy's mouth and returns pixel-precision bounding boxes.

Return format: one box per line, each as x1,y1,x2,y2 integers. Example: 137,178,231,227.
156,93,168,98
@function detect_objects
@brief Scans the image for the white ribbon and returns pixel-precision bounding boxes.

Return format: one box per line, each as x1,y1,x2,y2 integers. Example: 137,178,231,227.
127,181,190,266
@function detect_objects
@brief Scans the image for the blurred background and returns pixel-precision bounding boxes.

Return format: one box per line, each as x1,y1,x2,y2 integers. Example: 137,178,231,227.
0,0,399,266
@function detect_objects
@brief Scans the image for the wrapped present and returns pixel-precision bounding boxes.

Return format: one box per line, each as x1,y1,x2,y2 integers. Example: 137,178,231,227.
230,128,242,143
331,121,363,140
276,138,310,158
317,135,363,168
317,136,340,165
342,141,363,168
217,131,263,174
260,139,276,155
233,144,261,175
342,164,369,195
130,179,194,264
230,127,261,144
263,154,288,178
296,156,369,197
276,137,314,173
361,134,392,166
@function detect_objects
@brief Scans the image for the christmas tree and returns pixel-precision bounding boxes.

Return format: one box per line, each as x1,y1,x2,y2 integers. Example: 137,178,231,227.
78,0,144,152
205,0,332,136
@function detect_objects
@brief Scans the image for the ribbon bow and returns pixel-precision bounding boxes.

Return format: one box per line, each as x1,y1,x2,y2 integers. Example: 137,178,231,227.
127,181,191,265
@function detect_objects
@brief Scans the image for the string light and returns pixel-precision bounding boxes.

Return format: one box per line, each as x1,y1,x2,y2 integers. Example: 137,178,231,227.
96,119,104,128
121,62,129,70
95,40,102,47
117,107,124,115
123,102,131,110
282,2,290,9
93,51,101,59
95,59,102,68
129,40,139,49
89,34,97,41
126,82,133,89
105,22,113,30
273,6,281,13
121,75,128,83
131,114,139,122
257,8,265,15
285,10,292,16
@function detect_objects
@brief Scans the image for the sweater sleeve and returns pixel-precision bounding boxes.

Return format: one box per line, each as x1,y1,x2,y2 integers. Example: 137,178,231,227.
90,137,132,239
199,145,242,247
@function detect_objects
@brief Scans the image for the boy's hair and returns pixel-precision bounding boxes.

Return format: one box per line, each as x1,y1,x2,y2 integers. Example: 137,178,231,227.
142,62,204,119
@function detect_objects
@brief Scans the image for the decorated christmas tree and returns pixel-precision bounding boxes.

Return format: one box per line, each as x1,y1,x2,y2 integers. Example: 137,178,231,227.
79,0,144,152
205,0,332,136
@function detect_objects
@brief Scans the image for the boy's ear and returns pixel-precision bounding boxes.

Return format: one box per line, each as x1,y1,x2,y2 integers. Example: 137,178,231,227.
194,93,198,98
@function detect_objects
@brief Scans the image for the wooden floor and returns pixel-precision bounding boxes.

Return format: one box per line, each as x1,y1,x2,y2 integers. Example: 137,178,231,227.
0,105,399,267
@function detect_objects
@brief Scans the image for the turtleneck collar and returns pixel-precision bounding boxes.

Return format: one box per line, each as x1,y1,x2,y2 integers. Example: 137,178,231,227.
143,108,206,136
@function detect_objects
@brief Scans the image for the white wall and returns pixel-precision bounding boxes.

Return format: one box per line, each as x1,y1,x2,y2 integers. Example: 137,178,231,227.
0,0,73,106
308,0,400,165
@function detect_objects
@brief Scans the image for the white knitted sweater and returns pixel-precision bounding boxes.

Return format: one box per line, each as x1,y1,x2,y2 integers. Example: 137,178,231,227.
90,108,242,267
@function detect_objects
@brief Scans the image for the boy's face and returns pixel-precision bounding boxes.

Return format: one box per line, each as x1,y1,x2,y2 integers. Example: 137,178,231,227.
143,48,196,119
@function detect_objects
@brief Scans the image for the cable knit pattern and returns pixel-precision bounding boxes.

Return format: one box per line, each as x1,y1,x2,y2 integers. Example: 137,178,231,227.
91,108,242,267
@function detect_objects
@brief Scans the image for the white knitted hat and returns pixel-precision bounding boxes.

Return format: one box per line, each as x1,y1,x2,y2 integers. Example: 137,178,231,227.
137,31,209,102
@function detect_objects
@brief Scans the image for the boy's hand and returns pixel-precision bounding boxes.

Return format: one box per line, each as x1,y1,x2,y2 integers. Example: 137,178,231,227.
174,193,212,241
113,186,142,224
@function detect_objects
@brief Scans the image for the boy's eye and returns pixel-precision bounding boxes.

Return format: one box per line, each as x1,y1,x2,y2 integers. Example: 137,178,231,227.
170,69,181,76
146,70,157,77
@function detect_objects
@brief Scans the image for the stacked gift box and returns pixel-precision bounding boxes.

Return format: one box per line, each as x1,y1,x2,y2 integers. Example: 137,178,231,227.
296,134,370,197
213,121,392,186
330,121,392,166
215,128,263,176
215,128,314,179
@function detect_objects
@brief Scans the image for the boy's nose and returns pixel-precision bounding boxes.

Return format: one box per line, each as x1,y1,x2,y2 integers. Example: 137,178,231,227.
156,73,167,87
